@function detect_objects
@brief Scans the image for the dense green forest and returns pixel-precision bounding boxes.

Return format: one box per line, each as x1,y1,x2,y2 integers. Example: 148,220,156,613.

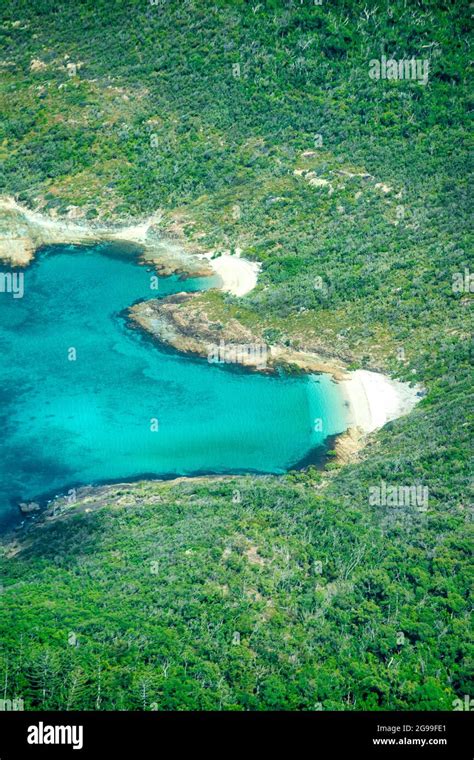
0,0,472,710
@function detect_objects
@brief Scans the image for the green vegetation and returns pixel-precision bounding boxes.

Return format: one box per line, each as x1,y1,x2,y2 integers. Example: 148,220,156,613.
0,0,472,710
0,0,471,365
0,473,471,710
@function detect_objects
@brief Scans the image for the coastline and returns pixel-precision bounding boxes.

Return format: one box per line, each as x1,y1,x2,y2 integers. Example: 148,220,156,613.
1,197,422,459
129,295,422,440
0,196,261,295
331,370,422,464
0,196,213,279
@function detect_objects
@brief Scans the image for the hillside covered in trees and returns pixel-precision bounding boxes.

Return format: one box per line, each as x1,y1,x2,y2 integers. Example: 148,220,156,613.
0,0,472,710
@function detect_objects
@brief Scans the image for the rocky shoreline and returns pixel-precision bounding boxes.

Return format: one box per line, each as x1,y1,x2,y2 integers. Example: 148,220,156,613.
0,196,214,279
129,292,351,379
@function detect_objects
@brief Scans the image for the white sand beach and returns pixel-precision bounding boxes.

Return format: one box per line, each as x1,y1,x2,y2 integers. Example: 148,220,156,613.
339,369,421,433
199,251,261,297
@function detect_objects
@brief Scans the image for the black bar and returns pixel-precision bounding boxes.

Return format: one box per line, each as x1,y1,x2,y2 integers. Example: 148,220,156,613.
0,711,471,758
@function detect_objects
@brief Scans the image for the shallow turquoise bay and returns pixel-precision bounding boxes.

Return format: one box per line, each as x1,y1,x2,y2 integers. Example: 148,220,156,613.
0,243,348,525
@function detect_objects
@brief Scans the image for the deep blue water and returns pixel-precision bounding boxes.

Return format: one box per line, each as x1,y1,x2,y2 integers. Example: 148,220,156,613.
0,243,348,525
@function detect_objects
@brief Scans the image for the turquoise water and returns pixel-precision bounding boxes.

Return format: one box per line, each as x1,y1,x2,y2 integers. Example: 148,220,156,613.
0,243,347,525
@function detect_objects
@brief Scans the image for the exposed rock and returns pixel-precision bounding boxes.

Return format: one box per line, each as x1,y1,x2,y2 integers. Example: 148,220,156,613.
139,243,213,280
0,197,214,279
333,427,366,464
66,205,84,220
0,236,35,266
375,182,393,194
65,61,84,76
334,169,373,180
293,169,334,195
18,501,40,515
30,58,47,71
129,293,350,379
129,293,260,366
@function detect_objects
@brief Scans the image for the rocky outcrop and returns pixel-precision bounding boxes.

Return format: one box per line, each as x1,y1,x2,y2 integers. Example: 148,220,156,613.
18,501,40,515
129,292,350,379
0,200,99,267
333,427,366,464
129,292,262,366
0,197,214,279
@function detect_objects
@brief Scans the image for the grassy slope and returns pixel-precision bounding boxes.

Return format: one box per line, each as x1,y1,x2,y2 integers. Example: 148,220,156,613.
0,0,472,709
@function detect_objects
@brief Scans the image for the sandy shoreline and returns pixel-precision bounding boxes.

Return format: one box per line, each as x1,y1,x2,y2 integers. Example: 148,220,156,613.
0,196,261,297
338,369,421,434
198,250,261,297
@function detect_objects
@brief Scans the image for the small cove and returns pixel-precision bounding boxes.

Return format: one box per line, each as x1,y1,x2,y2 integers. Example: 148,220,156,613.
0,243,348,526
